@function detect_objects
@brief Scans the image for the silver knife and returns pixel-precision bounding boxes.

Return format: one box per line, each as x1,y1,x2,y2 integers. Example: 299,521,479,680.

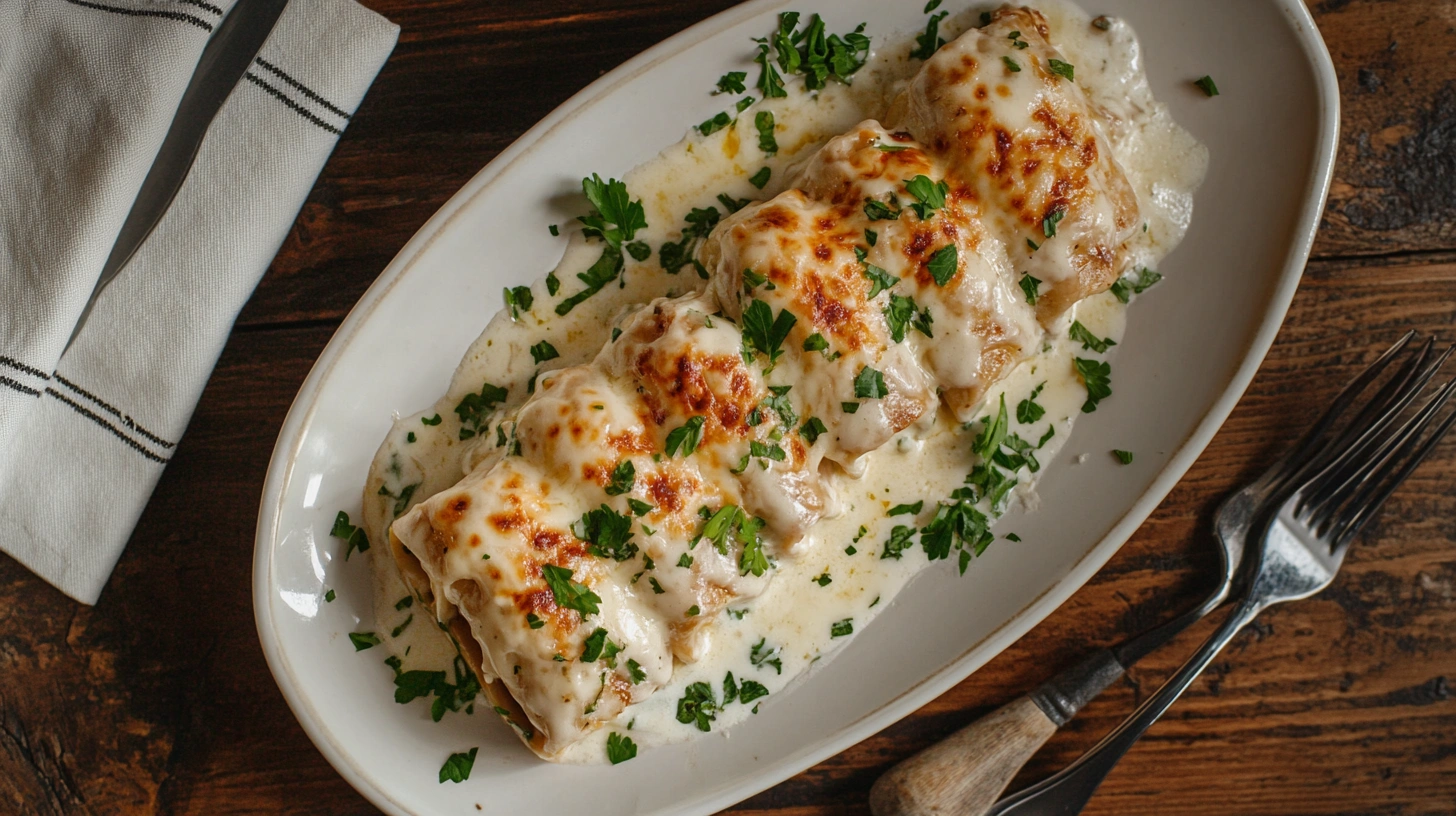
64,0,290,352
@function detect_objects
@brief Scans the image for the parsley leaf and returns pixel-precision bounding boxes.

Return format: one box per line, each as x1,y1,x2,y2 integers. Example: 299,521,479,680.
555,244,624,315
749,166,772,189
581,627,610,662
349,632,381,651
751,638,783,674
578,174,647,249
974,395,1010,462
676,682,718,732
659,206,721,275
831,618,854,638
1047,58,1075,81
803,332,830,353
604,460,635,496
905,175,949,220
927,243,959,286
1114,449,1134,464
503,286,533,320
439,748,478,784
884,293,932,343
799,416,828,444
1003,55,1022,72
1042,209,1066,238
1109,267,1163,303
1069,321,1117,353
716,71,747,95
699,111,732,136
862,263,899,299
864,195,902,221
421,414,442,426
762,384,797,426
911,11,948,60
665,416,707,457
628,498,653,517
1017,382,1047,424
541,564,602,617
888,501,923,517
755,111,778,155
606,733,637,764
627,659,647,684
574,505,637,562
741,299,797,371
1074,358,1112,413
738,679,770,704
881,525,916,559
530,340,559,365
755,42,787,99
1019,273,1041,305
854,366,889,399
1195,75,1220,97
330,511,370,559
454,381,509,440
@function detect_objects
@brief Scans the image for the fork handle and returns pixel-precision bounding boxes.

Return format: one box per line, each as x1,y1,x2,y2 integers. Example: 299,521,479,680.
869,649,1125,816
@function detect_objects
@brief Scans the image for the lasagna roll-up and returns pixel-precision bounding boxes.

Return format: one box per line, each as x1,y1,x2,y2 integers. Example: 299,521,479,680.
390,295,829,758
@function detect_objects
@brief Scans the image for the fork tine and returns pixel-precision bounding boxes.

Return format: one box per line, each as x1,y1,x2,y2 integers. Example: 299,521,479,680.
1296,342,1453,516
1268,331,1416,493
1326,376,1456,549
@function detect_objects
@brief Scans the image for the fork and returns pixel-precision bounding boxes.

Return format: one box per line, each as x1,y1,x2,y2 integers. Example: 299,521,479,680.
989,335,1456,815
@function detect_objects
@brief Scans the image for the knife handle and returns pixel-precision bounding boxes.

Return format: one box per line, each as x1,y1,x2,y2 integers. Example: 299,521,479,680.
869,649,1124,816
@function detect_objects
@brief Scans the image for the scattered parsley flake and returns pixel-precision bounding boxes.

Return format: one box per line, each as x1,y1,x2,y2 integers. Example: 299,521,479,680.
881,525,916,559
1043,209,1066,238
911,11,948,60
1069,321,1117,354
1019,273,1041,306
1075,358,1113,413
831,618,854,638
699,111,732,136
503,285,533,320
927,243,959,286
676,682,718,732
1195,75,1220,97
607,733,638,764
526,613,544,630
1114,449,1134,464
529,340,559,365
439,748,477,784
905,175,949,220
541,564,602,617
755,111,778,155
1003,55,1022,72
751,637,783,674
324,589,336,603
349,632,381,651
864,195,903,221
741,299,797,371
330,511,370,559
716,71,747,95
574,504,638,562
1017,382,1047,424
799,416,828,444
1048,58,1075,81
749,166,772,189
854,366,889,399
665,416,707,457
888,501,923,517
604,460,635,496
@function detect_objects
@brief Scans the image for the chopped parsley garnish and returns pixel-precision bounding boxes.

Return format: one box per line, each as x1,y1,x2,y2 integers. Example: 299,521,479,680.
549,224,559,236
803,332,830,353
686,605,700,617
881,525,916,559
751,637,783,674
717,194,749,216
665,415,707,457
677,682,718,731
911,10,948,60
749,166,772,189
391,615,413,638
331,511,370,559
529,340,559,365
799,416,828,444
1195,75,1220,97
736,96,756,113
924,0,942,10
723,672,739,705
677,553,693,569
396,595,414,611
626,240,652,261
830,618,854,638
659,206,721,275
627,659,647,684
1039,425,1056,448
406,431,416,443
1019,273,1041,306
541,564,602,617
698,111,732,136
421,413,442,426
628,498,654,517
649,577,666,594
1074,358,1112,413
1006,532,1023,542
716,71,747,95
1069,321,1117,353
1008,30,1029,49
864,194,903,221
741,299,797,371
750,440,787,463
1017,382,1047,424
543,271,559,296
574,505,637,562
454,381,509,440
349,632,381,651
755,111,778,155
974,395,1010,461
905,175,949,220
842,401,860,414
854,366,889,399
578,174,647,249
1027,237,1040,251
606,733,638,764
1114,449,1134,464
754,41,786,99
739,679,769,704
581,627,611,662
875,142,910,153
1002,55,1022,72
862,262,899,299
1047,58,1075,81
526,613,545,630
927,243,959,286
763,384,797,425
921,487,994,573
604,460,635,496
555,245,623,315
888,501,923,517
324,589,336,603
392,655,482,722
439,747,477,784
1042,209,1066,238
865,228,879,246
1109,267,1163,303
503,285,533,320
885,293,933,343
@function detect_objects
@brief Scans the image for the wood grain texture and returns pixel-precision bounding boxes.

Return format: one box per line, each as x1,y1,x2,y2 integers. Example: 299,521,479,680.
1,2,1453,815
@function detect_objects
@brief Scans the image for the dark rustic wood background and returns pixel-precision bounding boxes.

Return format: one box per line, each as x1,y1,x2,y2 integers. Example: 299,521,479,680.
3,1,1454,813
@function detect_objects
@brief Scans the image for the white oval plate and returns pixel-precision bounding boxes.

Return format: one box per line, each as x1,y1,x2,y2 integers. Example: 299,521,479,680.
254,1,1338,813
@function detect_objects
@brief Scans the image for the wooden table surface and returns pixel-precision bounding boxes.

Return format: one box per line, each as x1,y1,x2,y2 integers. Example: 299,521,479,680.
4,1,1454,813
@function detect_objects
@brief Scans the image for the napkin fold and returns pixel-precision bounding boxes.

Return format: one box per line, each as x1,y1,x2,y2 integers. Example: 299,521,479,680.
0,0,399,603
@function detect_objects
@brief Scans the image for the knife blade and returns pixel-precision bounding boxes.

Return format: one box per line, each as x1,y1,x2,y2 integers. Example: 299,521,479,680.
64,0,290,352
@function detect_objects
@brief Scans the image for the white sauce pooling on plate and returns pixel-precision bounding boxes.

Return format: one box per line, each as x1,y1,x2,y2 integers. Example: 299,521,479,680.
359,2,1206,764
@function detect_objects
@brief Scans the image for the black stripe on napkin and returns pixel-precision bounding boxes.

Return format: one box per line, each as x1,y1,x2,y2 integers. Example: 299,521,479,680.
0,355,51,382
254,57,352,120
242,72,344,135
53,374,177,450
61,0,214,32
175,0,223,15
0,376,42,398
44,388,170,464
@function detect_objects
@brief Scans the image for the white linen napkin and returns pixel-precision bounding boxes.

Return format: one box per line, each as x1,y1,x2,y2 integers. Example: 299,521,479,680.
0,0,399,603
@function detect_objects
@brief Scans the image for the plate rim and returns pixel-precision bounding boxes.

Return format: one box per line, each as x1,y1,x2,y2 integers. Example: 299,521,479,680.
253,1,1341,812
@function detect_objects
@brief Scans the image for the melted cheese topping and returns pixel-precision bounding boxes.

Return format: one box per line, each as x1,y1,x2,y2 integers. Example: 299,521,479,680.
361,2,1207,765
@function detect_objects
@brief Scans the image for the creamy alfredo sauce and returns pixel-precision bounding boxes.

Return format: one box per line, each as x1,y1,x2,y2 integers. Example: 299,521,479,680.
359,2,1207,765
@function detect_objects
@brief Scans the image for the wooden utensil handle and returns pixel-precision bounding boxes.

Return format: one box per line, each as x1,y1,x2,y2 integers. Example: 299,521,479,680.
868,695,1057,816
870,649,1125,816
